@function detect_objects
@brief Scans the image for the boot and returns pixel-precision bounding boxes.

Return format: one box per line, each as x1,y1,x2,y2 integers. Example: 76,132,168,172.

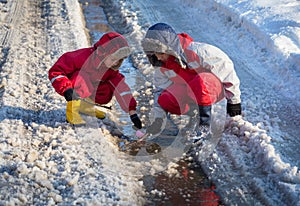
191,105,212,142
181,104,199,137
186,105,199,129
198,105,211,126
184,105,212,140
79,98,106,119
66,100,86,125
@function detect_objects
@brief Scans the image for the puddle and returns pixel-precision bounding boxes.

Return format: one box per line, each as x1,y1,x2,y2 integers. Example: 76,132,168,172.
143,160,221,206
79,0,223,205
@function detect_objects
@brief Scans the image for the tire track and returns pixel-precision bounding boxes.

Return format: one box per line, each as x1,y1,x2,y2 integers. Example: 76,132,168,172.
0,0,23,47
0,0,24,102
0,0,27,113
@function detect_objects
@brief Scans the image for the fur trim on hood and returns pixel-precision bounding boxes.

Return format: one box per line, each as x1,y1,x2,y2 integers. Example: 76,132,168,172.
93,32,131,70
142,23,187,68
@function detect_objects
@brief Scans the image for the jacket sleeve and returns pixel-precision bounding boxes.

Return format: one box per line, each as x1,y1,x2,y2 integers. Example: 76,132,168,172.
153,66,173,90
153,66,171,106
108,72,137,112
204,55,241,104
221,62,241,104
164,57,196,84
49,50,94,98
149,67,171,119
48,53,75,96
188,42,241,104
71,71,93,98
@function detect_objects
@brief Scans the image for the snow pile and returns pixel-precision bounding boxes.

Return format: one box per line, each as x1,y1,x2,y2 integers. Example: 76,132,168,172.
206,0,300,105
214,0,300,58
102,0,300,204
0,0,148,205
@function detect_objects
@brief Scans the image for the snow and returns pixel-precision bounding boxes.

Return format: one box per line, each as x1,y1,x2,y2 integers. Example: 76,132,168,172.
0,0,299,205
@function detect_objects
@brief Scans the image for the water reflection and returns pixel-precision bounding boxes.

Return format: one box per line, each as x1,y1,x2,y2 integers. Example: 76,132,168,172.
144,160,221,206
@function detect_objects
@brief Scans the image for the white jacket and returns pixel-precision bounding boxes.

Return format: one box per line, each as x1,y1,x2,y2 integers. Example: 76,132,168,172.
187,42,241,104
142,24,241,119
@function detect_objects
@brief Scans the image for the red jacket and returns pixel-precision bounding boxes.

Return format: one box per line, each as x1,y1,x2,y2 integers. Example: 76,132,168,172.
48,32,137,112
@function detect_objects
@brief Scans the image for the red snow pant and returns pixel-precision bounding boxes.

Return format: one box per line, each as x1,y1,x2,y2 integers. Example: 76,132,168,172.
91,82,114,104
71,73,114,104
158,72,224,115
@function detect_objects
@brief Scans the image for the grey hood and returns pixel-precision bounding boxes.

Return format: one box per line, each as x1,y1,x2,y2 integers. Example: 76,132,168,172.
142,23,187,68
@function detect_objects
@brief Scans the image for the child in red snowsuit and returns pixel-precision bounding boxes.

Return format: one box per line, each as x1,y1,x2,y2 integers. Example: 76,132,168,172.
49,32,142,129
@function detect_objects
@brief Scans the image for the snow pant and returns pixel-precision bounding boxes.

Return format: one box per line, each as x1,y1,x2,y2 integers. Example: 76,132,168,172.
158,74,223,113
71,71,115,105
84,81,136,113
158,84,191,115
157,73,224,125
187,72,224,106
90,82,114,105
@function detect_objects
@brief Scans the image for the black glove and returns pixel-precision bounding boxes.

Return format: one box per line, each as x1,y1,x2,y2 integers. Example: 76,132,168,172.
130,114,142,129
63,88,80,102
227,103,242,117
146,118,163,135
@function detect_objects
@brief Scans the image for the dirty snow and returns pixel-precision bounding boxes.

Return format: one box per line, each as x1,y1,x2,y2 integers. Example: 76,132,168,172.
0,0,299,205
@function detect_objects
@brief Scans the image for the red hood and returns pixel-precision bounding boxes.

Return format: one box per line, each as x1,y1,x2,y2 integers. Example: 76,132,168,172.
178,33,194,49
94,32,128,49
90,32,131,70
